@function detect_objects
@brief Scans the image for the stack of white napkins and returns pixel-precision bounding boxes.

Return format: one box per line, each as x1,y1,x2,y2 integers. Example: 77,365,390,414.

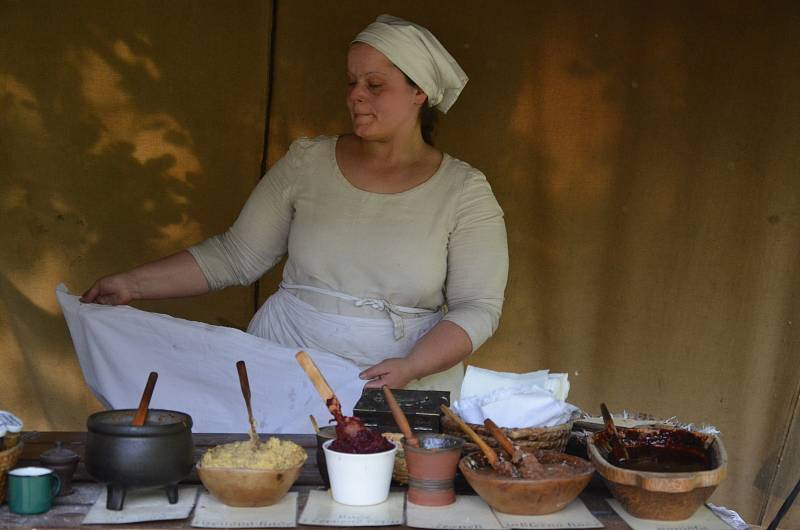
451,366,578,428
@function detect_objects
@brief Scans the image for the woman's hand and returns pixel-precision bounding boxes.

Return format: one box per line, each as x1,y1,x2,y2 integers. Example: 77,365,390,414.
81,273,139,305
360,321,474,390
360,358,418,389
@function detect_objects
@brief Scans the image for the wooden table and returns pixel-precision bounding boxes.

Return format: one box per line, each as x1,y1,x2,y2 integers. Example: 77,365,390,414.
0,432,632,529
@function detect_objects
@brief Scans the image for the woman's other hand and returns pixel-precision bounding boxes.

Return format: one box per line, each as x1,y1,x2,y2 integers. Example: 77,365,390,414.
360,358,418,389
81,273,138,305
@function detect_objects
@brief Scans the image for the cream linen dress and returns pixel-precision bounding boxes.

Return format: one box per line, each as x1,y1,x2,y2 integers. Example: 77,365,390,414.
189,136,508,399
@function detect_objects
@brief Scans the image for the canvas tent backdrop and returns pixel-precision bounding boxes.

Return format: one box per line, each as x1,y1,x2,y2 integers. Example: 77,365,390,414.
1,1,798,525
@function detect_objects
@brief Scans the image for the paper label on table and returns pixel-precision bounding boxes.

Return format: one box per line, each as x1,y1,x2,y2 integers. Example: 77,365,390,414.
82,486,199,524
492,498,603,529
607,499,734,530
406,495,503,529
298,489,404,526
190,491,297,528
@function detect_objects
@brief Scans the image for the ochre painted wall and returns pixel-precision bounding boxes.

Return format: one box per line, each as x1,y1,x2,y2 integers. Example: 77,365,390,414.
2,1,799,526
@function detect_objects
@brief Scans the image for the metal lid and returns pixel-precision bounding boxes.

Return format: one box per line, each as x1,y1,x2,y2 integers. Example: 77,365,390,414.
40,441,80,465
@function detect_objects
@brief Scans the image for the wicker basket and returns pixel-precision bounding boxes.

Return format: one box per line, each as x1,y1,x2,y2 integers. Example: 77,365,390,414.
441,415,573,453
382,433,409,485
0,441,23,504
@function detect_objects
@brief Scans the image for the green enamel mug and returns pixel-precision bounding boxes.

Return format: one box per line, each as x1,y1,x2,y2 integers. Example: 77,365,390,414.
7,466,61,515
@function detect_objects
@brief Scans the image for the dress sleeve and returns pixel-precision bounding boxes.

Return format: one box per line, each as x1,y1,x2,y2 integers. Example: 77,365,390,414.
187,140,308,290
441,169,509,352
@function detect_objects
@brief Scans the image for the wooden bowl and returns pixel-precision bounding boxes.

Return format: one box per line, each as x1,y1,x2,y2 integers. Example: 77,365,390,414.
458,450,594,515
587,428,727,520
197,459,305,507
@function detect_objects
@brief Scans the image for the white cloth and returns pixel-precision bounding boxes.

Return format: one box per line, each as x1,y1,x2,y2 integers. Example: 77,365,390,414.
452,366,577,428
247,287,464,399
460,365,571,402
56,285,365,434
353,14,468,113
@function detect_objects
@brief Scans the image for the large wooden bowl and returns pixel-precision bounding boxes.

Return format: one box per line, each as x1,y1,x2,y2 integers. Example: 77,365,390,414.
587,429,727,520
458,450,594,515
197,458,305,507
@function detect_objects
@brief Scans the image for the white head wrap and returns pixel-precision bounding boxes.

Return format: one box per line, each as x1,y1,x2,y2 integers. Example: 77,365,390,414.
352,14,468,114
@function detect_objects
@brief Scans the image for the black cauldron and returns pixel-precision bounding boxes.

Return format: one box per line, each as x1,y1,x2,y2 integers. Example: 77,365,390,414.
86,409,193,510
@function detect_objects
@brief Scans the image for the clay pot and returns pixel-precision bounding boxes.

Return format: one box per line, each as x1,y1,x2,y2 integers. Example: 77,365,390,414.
39,441,80,496
404,434,464,506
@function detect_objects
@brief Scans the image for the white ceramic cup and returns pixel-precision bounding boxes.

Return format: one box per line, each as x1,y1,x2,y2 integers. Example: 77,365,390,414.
322,439,397,506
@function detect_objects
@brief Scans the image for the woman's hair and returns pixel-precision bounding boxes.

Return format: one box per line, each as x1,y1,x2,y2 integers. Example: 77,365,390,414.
404,74,438,146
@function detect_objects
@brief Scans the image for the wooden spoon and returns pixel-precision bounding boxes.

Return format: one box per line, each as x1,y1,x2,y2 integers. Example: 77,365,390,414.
309,414,320,434
131,372,158,427
600,402,629,461
483,418,543,478
440,405,499,468
382,385,419,448
484,418,543,469
236,360,260,445
295,351,341,417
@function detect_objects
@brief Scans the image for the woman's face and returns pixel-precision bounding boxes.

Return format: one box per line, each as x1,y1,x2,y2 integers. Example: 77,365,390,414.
346,43,427,141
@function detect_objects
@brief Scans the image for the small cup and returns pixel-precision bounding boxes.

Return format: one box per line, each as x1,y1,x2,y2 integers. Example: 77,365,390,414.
323,439,397,506
7,467,61,515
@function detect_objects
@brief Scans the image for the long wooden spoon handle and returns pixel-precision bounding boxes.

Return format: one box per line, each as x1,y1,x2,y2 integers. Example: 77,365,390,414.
483,418,516,457
383,385,418,447
441,404,497,466
132,372,158,426
295,351,336,403
236,361,254,419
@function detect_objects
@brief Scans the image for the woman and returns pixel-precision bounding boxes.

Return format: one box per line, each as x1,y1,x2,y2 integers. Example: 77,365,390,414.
81,15,508,399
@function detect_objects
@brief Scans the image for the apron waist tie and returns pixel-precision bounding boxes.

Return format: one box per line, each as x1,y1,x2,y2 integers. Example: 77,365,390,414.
280,282,437,340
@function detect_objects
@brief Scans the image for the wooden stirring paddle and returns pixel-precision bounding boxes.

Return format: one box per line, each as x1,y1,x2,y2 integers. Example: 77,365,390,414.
131,372,158,426
600,402,629,461
236,360,260,446
295,351,341,418
484,418,543,476
382,385,419,448
440,405,500,468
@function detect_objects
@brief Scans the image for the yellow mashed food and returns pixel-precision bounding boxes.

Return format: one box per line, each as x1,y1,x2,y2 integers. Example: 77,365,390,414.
201,437,307,470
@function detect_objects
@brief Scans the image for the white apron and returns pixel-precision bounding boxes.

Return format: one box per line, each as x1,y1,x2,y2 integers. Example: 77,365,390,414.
247,283,464,400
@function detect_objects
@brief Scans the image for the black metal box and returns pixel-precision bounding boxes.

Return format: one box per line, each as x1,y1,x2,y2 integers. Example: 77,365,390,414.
353,388,450,434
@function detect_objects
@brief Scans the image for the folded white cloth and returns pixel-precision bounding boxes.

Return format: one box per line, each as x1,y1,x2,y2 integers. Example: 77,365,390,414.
460,365,571,401
452,385,578,428
56,285,364,433
452,366,577,428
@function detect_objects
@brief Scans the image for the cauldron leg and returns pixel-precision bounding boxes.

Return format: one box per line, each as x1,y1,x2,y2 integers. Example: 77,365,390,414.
106,484,126,511
165,483,179,504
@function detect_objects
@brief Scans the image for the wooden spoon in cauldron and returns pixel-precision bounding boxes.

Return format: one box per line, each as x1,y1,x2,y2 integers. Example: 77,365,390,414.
236,360,260,446
131,372,158,427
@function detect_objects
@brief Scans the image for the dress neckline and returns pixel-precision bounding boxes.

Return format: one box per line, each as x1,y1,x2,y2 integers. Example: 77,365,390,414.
330,135,449,197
